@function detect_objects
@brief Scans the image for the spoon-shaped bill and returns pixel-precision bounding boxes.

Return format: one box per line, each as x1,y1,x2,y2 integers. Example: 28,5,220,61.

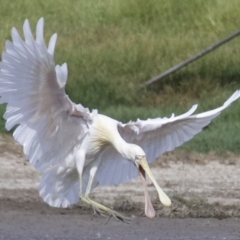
139,165,155,218
139,156,171,207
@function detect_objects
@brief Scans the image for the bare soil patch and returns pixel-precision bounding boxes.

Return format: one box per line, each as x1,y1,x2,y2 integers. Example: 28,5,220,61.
0,135,240,217
0,135,240,239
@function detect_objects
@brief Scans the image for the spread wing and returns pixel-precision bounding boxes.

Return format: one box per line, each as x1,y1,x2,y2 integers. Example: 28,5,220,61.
0,18,96,172
94,91,240,189
118,90,240,163
94,146,138,186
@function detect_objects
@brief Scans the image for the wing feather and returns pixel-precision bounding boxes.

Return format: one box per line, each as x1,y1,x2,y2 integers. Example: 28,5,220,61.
119,90,240,165
94,146,138,187
87,69,238,193
95,92,238,188
0,18,97,207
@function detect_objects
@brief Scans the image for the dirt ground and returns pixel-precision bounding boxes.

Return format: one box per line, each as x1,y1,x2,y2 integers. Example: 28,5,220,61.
0,135,240,240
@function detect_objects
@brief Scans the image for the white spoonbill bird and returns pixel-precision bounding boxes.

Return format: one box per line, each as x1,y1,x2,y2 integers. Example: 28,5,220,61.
0,18,239,222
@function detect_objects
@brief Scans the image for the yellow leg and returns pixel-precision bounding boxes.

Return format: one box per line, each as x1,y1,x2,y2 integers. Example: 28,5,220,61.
80,162,131,223
85,175,93,197
79,174,83,198
81,195,131,223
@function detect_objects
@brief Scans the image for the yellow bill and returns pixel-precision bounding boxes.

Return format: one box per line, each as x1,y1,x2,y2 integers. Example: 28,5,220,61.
138,156,171,218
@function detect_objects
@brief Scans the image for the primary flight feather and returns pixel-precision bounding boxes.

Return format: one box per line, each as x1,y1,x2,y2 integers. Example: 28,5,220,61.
0,18,239,222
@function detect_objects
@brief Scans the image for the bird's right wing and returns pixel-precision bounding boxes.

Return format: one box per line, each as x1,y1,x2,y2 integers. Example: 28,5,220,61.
118,90,240,164
0,18,96,173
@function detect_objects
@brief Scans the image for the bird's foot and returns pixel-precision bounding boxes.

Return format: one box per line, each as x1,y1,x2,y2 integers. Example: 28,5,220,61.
80,196,131,223
81,197,107,218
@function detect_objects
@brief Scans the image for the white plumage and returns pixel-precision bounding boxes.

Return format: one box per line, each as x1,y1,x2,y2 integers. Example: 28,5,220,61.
0,18,239,220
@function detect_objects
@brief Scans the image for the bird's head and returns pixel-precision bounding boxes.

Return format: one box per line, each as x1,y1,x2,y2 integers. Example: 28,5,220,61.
134,153,172,219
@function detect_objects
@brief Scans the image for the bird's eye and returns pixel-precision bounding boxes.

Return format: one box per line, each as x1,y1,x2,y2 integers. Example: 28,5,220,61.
135,155,143,166
135,155,141,161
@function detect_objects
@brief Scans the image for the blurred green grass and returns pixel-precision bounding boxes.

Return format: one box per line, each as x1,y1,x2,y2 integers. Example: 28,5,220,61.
0,0,240,153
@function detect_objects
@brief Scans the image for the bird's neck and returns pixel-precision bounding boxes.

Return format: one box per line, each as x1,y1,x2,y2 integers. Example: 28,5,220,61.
91,115,137,161
111,134,136,161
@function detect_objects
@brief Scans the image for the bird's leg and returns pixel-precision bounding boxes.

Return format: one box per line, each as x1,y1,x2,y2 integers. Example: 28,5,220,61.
74,146,106,218
78,156,105,217
81,158,131,223
75,146,87,199
76,152,104,216
82,162,108,218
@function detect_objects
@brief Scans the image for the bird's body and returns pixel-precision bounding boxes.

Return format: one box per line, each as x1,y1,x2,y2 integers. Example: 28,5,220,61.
0,18,240,221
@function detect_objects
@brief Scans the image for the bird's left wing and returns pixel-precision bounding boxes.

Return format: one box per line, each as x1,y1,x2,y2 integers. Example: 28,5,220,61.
92,91,240,189
118,90,240,164
0,18,96,172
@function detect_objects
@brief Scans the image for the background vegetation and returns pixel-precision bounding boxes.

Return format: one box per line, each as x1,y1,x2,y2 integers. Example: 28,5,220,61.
0,0,240,153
